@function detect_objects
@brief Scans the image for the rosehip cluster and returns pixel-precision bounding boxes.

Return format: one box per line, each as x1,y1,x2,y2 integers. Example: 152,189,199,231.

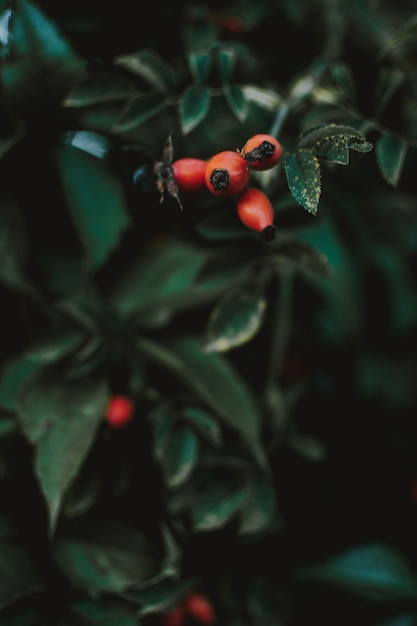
154,133,282,242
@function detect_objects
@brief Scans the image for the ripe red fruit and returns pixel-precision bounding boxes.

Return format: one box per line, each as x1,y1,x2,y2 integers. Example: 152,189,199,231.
241,133,282,171
161,605,186,626
183,592,216,624
105,395,134,429
171,158,207,194
204,150,250,197
236,187,276,241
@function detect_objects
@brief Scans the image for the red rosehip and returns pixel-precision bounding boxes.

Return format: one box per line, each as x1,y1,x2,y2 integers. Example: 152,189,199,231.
171,158,207,194
161,605,186,626
204,150,250,197
183,592,216,624
236,187,276,241
105,395,134,429
241,133,282,171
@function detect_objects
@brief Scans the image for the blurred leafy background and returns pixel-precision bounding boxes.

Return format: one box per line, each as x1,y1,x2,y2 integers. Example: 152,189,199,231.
0,0,417,625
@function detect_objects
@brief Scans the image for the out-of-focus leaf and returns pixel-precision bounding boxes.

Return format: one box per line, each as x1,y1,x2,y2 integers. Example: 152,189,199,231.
204,288,267,352
63,72,137,107
69,599,138,626
0,191,36,296
162,427,199,489
63,131,111,160
379,13,417,57
137,335,268,471
113,93,169,132
179,85,210,134
54,145,131,270
191,480,247,532
0,541,44,610
131,577,195,616
377,613,417,626
376,132,408,187
238,474,277,535
188,51,212,85
294,214,362,338
224,84,249,122
114,50,174,93
52,521,169,597
373,67,405,117
0,0,82,111
18,365,109,535
284,150,321,215
356,353,417,409
181,406,222,447
329,62,356,101
269,239,332,279
295,543,417,601
0,353,41,411
108,239,215,325
196,211,250,241
216,46,238,83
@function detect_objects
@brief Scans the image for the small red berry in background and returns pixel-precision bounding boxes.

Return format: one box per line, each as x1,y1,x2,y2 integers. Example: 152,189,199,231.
171,158,207,194
104,395,134,429
183,592,216,624
241,133,282,171
236,187,276,242
161,605,186,626
204,150,250,197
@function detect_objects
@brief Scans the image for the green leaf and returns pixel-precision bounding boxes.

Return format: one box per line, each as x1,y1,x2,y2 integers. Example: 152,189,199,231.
224,85,249,122
149,406,177,462
54,145,131,270
0,0,82,111
137,335,268,470
52,521,168,597
64,72,138,107
373,67,405,117
113,93,169,132
376,132,408,187
296,543,417,601
0,541,44,610
108,239,213,324
298,123,373,164
191,480,247,532
0,191,36,296
163,427,199,489
188,51,213,85
179,85,211,134
181,406,222,447
380,12,417,57
284,150,321,215
329,62,356,101
204,289,267,352
131,577,194,616
216,47,238,83
0,353,41,411
238,474,277,535
114,50,174,93
18,365,110,535
70,599,138,626
269,239,332,279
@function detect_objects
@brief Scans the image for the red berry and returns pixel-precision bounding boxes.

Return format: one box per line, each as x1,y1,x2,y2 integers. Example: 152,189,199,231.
105,395,134,429
204,150,250,197
183,592,216,624
161,605,186,626
171,158,207,194
241,133,282,171
236,187,276,241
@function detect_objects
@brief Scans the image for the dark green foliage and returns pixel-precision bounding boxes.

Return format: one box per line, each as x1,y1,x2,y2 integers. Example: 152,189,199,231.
0,1,417,625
